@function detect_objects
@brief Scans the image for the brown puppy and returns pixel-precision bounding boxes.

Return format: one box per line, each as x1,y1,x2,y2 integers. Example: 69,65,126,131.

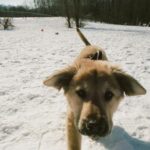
43,30,146,150
44,60,146,150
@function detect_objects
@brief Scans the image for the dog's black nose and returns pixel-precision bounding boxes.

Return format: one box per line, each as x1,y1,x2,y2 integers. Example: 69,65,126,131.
80,117,108,136
86,119,98,133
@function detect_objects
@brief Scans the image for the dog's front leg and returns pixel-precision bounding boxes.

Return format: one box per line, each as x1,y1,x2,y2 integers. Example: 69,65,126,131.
67,110,81,150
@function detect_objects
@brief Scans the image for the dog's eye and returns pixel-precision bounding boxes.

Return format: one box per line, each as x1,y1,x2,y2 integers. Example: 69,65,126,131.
76,89,86,99
105,91,114,102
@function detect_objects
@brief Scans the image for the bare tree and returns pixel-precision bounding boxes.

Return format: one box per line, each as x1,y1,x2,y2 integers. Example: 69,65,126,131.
0,18,14,30
63,0,72,28
73,0,81,28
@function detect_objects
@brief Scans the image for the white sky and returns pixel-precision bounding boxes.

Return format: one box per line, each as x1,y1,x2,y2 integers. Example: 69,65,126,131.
0,0,34,6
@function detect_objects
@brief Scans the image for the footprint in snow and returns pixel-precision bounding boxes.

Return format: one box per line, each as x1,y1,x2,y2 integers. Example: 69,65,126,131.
144,66,149,70
51,94,57,98
126,62,135,65
11,60,21,64
22,132,30,137
138,126,148,130
146,116,150,120
7,108,18,115
2,125,21,135
146,58,150,61
51,53,56,56
127,53,133,56
27,94,40,100
0,91,7,96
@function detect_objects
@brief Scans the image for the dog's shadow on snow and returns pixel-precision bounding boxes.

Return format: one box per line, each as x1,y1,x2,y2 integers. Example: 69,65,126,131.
97,126,150,150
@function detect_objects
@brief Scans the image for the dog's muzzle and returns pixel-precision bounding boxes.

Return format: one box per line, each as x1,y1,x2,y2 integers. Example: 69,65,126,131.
79,117,110,137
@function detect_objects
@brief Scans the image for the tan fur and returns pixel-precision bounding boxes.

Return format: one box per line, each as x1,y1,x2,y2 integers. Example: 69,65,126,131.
67,109,81,150
43,30,146,150
76,45,108,61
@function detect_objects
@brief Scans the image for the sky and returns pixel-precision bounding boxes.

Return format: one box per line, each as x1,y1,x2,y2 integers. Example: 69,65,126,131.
0,0,34,7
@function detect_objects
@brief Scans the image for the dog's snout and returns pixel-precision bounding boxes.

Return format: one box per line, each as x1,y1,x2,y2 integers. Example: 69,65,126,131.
79,118,98,135
79,117,109,137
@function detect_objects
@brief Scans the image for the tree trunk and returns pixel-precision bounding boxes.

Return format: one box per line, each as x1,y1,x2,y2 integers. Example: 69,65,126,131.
3,18,9,30
73,0,81,28
64,0,72,28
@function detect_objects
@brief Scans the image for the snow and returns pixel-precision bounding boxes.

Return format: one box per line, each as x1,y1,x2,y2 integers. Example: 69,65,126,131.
0,17,150,150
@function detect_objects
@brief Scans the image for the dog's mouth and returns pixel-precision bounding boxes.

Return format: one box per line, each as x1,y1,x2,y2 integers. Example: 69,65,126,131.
79,127,112,141
89,132,110,141
79,127,110,138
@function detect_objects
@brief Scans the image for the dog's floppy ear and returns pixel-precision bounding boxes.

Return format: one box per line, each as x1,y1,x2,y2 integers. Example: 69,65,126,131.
113,70,146,96
43,66,76,90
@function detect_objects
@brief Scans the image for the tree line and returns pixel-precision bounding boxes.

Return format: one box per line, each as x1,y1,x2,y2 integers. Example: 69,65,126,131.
0,0,150,26
33,0,150,26
0,5,51,17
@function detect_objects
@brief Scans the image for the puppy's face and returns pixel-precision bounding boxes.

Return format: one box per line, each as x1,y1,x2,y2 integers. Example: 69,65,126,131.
44,60,146,138
66,66,123,137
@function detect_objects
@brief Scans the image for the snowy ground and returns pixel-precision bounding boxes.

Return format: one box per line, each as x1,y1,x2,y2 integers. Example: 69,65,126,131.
0,18,150,150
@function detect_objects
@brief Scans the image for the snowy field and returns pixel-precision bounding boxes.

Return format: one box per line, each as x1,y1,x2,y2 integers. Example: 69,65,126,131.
0,17,150,150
